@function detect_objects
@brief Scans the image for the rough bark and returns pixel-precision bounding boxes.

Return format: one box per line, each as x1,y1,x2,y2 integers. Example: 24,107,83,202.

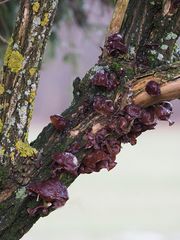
0,1,179,240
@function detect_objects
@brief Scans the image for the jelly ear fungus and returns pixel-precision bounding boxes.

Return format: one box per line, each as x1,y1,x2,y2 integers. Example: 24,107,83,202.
27,178,69,216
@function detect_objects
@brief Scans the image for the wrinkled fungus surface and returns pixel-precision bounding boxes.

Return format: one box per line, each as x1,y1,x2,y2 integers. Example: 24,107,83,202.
154,102,174,125
27,178,68,216
79,150,117,174
93,96,114,115
91,71,119,90
105,33,127,57
50,115,67,131
145,80,161,96
52,152,79,176
80,100,174,174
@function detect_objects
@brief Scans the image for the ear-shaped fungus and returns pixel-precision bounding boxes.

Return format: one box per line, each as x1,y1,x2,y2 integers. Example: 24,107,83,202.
105,33,128,57
27,178,68,216
145,80,161,96
154,102,174,125
93,96,114,115
91,71,118,90
124,104,142,119
79,150,117,174
50,115,67,131
139,107,156,125
52,152,79,177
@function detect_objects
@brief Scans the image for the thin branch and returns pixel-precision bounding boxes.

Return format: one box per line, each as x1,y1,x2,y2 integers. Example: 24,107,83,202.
0,34,8,44
133,77,180,107
0,0,11,4
0,1,180,239
0,0,59,164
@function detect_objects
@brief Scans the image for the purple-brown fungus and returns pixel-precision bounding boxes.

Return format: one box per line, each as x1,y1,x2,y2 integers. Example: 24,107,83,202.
172,0,180,8
105,33,128,57
67,142,81,154
104,138,121,156
85,128,108,150
27,178,69,216
93,96,114,115
79,150,117,174
140,107,156,125
52,152,79,177
91,71,118,90
50,115,67,131
154,102,174,125
118,116,129,131
145,81,161,96
124,104,142,119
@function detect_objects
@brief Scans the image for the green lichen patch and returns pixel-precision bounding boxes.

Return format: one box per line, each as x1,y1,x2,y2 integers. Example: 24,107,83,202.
7,51,24,73
41,13,49,27
32,2,40,13
0,84,5,95
16,140,37,157
28,90,36,104
0,119,3,133
15,187,27,200
110,61,122,72
0,146,5,156
29,67,37,77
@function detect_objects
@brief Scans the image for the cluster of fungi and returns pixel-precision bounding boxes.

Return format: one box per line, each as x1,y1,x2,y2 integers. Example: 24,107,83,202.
27,33,174,216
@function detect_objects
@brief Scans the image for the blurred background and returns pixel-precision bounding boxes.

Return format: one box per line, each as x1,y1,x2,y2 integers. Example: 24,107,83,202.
0,1,180,240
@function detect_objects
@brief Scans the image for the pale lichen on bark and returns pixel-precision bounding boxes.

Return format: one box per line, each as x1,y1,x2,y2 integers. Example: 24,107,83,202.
0,1,179,240
0,0,58,166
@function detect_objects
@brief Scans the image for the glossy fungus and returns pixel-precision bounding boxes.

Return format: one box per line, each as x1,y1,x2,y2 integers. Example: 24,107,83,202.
50,115,67,131
145,81,161,96
93,96,114,115
27,178,69,216
52,152,79,176
105,33,128,57
140,107,156,125
124,104,142,119
118,116,129,131
91,71,118,90
79,150,117,174
85,128,108,150
154,102,174,125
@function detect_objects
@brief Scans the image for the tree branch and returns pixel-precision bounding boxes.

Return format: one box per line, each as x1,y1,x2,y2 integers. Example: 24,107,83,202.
0,0,58,183
0,1,180,240
0,34,8,44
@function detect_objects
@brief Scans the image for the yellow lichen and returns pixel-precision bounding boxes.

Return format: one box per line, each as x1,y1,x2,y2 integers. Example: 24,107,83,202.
7,51,24,73
24,132,29,141
16,140,37,157
41,13,49,26
0,146,5,156
0,103,8,111
29,90,36,103
0,84,5,95
10,151,15,161
32,2,40,13
29,67,37,77
0,119,3,133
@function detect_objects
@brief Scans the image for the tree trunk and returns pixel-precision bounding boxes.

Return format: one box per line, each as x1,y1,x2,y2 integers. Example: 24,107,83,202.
0,1,179,239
